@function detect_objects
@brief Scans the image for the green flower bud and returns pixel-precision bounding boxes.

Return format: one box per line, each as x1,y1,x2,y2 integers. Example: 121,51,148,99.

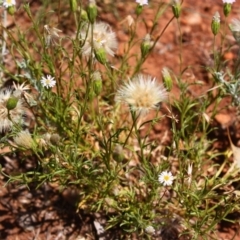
162,67,173,91
211,12,220,36
172,0,181,19
112,144,124,162
7,6,16,15
223,3,232,17
88,88,96,101
94,48,107,65
6,97,18,111
80,9,88,21
92,71,102,96
69,0,77,12
87,0,97,24
135,5,143,16
141,34,153,58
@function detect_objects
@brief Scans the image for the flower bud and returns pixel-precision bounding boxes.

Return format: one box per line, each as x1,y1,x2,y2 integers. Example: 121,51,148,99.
88,88,96,101
112,145,124,162
172,0,181,19
69,0,77,12
92,71,102,96
87,0,97,24
135,5,143,16
6,97,18,111
80,9,88,21
50,133,61,145
223,3,232,17
94,48,107,64
141,34,153,58
162,67,173,91
211,12,220,36
7,6,16,15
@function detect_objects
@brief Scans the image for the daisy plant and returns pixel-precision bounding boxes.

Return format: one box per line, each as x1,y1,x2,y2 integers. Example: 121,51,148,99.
0,0,240,239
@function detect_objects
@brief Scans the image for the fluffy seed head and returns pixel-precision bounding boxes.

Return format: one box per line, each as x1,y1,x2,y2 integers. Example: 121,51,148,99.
115,74,168,116
79,22,118,59
13,130,34,149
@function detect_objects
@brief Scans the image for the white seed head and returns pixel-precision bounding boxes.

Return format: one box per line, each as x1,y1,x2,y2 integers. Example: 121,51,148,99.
79,22,118,59
115,74,168,116
13,130,34,149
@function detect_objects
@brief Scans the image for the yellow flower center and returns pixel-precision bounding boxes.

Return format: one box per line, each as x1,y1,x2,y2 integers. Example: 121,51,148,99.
163,175,170,181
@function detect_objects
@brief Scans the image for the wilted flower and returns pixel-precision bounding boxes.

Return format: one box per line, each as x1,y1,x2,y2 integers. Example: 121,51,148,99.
40,75,56,89
13,130,34,149
126,15,134,27
158,171,174,186
136,0,148,6
141,34,154,58
115,74,168,116
12,81,32,100
230,18,240,43
187,162,193,187
44,25,62,47
230,18,240,32
79,22,118,60
0,89,25,132
120,15,135,27
162,67,173,91
3,0,16,8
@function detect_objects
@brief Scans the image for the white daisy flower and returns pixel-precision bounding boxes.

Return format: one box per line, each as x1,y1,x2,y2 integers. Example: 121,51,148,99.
40,75,56,89
115,74,168,116
158,171,174,186
3,0,16,8
0,89,25,132
223,0,235,3
79,21,118,59
136,0,148,6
